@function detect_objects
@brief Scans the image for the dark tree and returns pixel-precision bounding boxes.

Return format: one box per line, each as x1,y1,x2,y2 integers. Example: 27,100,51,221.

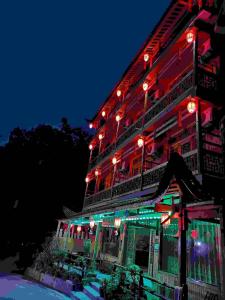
0,118,91,271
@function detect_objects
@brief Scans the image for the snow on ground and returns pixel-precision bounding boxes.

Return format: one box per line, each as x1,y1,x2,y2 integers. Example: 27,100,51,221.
0,273,71,299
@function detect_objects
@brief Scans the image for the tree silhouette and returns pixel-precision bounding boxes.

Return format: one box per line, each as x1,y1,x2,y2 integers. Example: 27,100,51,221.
0,118,91,271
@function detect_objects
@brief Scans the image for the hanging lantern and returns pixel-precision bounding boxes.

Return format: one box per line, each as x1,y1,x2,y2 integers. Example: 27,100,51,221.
90,220,95,229
186,30,194,43
85,177,89,183
187,100,196,113
117,89,122,97
161,213,170,227
191,229,198,239
95,169,99,176
137,137,144,148
143,82,148,92
98,133,104,140
116,114,121,122
144,53,149,62
89,144,93,150
89,123,93,129
77,226,82,233
114,217,121,228
112,157,117,165
102,111,106,117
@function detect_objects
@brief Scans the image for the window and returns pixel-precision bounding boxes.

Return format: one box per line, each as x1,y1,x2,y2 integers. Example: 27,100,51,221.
160,219,221,286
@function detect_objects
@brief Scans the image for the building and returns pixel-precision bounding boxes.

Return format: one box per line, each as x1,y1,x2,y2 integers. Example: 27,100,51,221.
56,1,225,299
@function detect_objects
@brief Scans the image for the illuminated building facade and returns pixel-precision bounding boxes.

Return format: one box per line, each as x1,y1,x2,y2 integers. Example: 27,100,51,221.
56,1,225,299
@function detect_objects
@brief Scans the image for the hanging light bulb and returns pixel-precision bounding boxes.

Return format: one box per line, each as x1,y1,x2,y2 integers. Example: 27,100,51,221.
112,157,117,165
137,137,144,148
95,169,99,176
102,111,106,117
85,177,89,183
144,53,149,62
89,144,93,150
186,30,194,43
116,114,121,122
77,226,82,233
114,217,121,228
117,89,122,97
187,100,196,113
98,133,103,140
89,123,93,129
143,82,148,92
90,220,95,229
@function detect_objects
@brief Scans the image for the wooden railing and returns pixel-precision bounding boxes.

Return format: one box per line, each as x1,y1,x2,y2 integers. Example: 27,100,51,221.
88,71,195,172
84,151,198,208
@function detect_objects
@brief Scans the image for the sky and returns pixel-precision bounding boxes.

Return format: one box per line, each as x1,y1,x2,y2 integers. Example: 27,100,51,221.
0,0,170,142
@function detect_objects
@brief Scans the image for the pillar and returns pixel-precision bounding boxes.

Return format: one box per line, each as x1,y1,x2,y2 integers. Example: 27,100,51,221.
56,221,61,237
93,222,102,260
63,221,71,252
118,223,127,265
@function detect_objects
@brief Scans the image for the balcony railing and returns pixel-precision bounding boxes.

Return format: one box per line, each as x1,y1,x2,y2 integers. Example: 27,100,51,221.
84,151,198,209
89,68,218,172
88,71,195,171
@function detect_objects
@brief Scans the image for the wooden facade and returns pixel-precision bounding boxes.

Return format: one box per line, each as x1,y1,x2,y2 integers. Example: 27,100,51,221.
57,1,225,299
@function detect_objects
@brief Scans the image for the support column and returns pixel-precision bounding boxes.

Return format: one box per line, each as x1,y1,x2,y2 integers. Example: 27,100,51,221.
178,198,188,300
219,207,225,300
56,220,61,237
118,223,127,265
63,221,71,252
93,222,102,260
140,92,148,190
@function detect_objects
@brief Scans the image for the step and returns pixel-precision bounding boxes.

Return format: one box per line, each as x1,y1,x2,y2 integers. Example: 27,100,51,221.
83,285,102,300
71,291,91,300
90,282,101,292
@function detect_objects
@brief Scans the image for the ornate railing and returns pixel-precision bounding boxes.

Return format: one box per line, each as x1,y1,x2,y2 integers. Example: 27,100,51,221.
88,71,194,171
84,152,198,208
202,150,224,177
144,72,193,125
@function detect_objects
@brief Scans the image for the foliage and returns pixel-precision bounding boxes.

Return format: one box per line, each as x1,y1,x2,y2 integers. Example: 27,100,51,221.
0,118,91,269
100,264,142,300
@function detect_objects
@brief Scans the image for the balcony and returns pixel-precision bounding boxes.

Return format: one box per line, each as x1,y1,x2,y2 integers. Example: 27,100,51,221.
88,67,219,172
84,151,198,209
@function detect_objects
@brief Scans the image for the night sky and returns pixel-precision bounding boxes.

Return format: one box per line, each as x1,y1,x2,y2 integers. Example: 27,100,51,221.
0,1,169,142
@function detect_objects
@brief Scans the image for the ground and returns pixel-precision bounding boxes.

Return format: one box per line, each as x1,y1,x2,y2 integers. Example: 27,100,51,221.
0,273,71,300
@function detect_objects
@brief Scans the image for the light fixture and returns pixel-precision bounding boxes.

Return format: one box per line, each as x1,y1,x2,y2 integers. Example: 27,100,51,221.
77,226,82,233
137,137,144,148
102,111,106,117
161,213,170,227
187,100,196,113
117,89,122,97
89,123,93,129
98,133,103,140
186,30,194,43
144,53,149,62
95,169,99,176
116,114,121,122
112,157,117,165
85,177,89,183
90,220,95,229
143,82,148,92
89,144,93,150
114,217,121,228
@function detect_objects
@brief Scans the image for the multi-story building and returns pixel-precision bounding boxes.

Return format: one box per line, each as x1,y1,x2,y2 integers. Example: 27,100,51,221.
56,1,225,299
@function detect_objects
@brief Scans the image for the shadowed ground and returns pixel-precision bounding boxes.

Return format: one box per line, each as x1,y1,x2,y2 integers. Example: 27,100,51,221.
0,273,71,300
